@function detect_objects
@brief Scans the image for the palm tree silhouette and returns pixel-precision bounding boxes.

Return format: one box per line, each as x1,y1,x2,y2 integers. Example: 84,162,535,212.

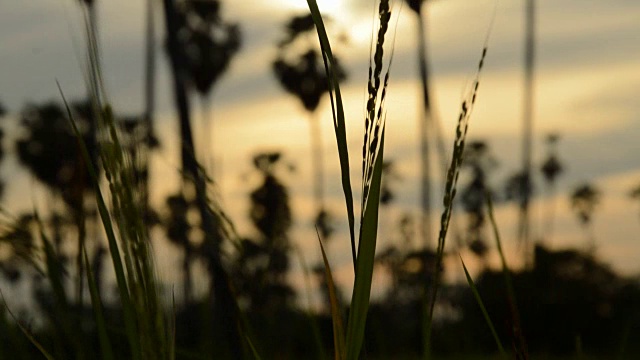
162,0,241,301
460,141,498,266
178,0,240,173
630,184,640,221
273,14,347,239
17,101,98,214
518,0,537,257
570,183,600,251
234,152,295,312
161,0,242,356
16,100,99,304
540,133,563,243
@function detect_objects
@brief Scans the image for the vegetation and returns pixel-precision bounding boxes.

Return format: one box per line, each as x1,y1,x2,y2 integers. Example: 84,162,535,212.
0,0,639,359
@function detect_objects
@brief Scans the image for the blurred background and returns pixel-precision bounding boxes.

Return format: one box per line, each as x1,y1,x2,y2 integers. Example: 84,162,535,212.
0,0,639,358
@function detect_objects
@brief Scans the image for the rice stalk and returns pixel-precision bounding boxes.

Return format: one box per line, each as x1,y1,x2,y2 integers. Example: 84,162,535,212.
423,42,489,358
59,75,172,359
347,0,393,358
487,193,529,359
58,84,143,360
307,1,395,359
306,0,357,264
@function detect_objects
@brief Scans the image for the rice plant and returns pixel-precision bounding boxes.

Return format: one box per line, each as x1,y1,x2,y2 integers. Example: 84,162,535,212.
306,0,394,358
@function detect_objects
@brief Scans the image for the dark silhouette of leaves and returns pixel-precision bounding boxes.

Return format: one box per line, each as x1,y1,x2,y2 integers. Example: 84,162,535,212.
273,14,347,113
405,0,425,14
460,141,497,260
234,152,295,311
175,0,241,95
16,101,98,212
541,134,563,184
570,184,600,225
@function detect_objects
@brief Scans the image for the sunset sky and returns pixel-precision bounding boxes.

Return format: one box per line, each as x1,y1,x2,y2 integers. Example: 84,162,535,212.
1,0,639,302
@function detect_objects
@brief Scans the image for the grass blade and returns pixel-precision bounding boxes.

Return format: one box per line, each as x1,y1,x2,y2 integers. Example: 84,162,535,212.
346,133,385,360
486,193,528,358
307,2,393,358
296,246,328,360
36,212,87,359
83,247,115,360
306,0,357,265
245,335,262,360
57,83,142,360
424,38,489,359
487,193,515,303
318,232,346,360
460,256,507,358
1,291,56,360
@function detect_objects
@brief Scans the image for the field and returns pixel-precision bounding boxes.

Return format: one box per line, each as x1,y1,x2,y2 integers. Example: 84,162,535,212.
0,0,639,359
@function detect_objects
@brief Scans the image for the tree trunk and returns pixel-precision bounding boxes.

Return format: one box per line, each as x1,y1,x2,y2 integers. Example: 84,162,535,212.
161,1,242,357
417,9,433,249
142,0,156,216
519,0,536,266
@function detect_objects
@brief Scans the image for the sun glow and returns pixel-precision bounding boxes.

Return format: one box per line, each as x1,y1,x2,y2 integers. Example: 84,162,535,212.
280,0,346,17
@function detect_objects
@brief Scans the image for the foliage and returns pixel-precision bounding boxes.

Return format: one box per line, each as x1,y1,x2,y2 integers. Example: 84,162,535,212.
233,152,295,312
17,101,98,212
570,183,600,225
174,0,241,95
460,141,498,261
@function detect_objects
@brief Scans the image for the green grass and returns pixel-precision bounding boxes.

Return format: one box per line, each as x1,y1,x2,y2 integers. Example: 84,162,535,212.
307,0,393,359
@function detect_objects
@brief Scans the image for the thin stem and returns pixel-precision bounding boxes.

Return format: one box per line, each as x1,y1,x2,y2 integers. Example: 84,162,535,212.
416,7,433,249
519,0,536,266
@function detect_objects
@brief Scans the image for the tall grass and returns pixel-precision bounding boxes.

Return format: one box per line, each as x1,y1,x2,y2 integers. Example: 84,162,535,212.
53,4,173,357
307,0,393,359
60,85,172,360
2,1,512,359
422,25,491,357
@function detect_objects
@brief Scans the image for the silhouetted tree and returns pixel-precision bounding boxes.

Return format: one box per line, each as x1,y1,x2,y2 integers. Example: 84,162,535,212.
505,169,534,264
16,100,99,305
118,115,160,223
377,214,440,306
273,14,347,240
17,101,98,213
518,0,537,258
630,184,640,221
570,183,600,250
234,152,295,312
540,133,563,242
164,193,196,303
0,214,39,284
458,244,634,356
380,160,402,205
460,141,497,264
174,0,240,169
162,1,242,355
